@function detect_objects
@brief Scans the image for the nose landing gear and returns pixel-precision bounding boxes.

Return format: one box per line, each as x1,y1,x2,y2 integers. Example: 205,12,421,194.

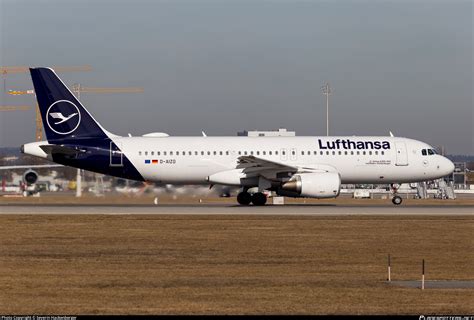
390,183,403,205
392,195,403,205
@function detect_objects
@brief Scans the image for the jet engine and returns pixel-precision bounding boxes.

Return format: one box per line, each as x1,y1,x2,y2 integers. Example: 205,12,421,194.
23,169,39,186
278,172,341,198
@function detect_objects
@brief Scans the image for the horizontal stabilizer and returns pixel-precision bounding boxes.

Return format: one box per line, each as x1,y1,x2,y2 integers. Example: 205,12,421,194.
40,144,86,156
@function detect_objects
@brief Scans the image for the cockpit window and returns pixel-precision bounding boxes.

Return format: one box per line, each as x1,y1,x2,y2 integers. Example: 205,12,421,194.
427,149,434,155
422,149,427,156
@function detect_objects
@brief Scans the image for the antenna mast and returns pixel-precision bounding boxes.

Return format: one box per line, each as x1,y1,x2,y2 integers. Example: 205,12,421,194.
321,82,332,136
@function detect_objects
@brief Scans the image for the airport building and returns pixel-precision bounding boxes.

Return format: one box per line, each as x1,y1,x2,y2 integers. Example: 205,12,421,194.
237,128,296,137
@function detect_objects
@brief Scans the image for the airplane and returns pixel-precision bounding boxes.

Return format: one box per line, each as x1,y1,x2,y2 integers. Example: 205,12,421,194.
20,67,455,205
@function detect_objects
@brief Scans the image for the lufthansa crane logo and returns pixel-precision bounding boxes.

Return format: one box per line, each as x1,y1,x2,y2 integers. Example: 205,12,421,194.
46,100,81,135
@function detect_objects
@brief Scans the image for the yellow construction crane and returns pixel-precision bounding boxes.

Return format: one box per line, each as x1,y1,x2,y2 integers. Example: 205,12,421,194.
0,105,31,111
2,65,93,141
71,83,144,100
6,89,44,141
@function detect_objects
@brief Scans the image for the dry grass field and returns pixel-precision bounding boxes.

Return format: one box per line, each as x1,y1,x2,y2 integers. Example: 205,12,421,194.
0,214,472,314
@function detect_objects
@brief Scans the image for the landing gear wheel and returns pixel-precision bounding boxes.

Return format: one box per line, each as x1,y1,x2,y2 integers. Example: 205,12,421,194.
251,192,267,206
392,195,403,205
237,192,252,205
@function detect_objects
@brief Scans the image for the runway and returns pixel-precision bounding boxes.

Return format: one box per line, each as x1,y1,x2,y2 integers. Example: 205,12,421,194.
1,204,472,215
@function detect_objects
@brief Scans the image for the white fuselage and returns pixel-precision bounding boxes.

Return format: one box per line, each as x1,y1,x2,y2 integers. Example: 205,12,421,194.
112,136,453,184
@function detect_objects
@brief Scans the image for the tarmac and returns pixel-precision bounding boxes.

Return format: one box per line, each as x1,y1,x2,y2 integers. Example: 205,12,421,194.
1,204,473,215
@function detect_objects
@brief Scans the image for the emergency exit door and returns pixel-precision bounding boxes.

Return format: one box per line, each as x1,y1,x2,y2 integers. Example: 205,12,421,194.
395,142,408,166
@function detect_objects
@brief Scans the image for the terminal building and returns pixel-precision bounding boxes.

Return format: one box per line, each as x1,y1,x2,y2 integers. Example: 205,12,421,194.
237,128,296,137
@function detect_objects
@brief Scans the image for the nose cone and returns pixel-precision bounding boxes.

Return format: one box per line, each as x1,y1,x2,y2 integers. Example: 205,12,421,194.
441,157,455,176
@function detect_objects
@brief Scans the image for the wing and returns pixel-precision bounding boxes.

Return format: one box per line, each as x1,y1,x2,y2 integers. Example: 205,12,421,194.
236,155,337,181
237,155,297,173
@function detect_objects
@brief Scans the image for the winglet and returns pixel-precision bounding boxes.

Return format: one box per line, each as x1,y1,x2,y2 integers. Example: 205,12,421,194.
389,131,394,137
201,131,207,137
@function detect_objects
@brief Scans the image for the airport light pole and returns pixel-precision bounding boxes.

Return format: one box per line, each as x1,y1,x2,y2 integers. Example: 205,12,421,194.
321,82,332,136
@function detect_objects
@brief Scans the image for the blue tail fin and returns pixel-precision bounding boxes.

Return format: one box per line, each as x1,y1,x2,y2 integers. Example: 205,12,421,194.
30,67,109,142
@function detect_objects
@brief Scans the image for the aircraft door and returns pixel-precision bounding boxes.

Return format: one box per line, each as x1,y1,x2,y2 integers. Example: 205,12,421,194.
110,141,123,167
395,142,408,166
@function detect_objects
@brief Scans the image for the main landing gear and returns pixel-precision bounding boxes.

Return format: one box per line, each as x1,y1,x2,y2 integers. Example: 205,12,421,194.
237,191,267,206
390,183,403,205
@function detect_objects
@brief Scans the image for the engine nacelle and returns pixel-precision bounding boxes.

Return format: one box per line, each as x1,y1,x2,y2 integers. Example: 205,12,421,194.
278,172,341,198
23,170,38,185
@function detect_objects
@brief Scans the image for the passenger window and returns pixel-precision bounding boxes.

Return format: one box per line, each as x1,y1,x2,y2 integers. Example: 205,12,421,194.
250,151,254,155
344,151,348,155
320,151,323,155
176,151,179,156
188,151,192,155
357,151,360,155
332,151,335,155
363,151,366,155
292,151,295,155
238,151,242,155
375,151,378,155
201,151,204,155
164,151,167,156
338,151,341,155
170,151,173,155
269,151,272,155
157,151,160,156
226,151,229,155
351,151,354,155
281,151,285,155
369,151,372,155
194,151,198,155
275,151,279,155
207,151,211,155
326,151,329,155
145,151,148,156
139,151,142,156
256,151,260,155
262,151,266,155
244,151,248,155
422,149,427,156
381,151,384,155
